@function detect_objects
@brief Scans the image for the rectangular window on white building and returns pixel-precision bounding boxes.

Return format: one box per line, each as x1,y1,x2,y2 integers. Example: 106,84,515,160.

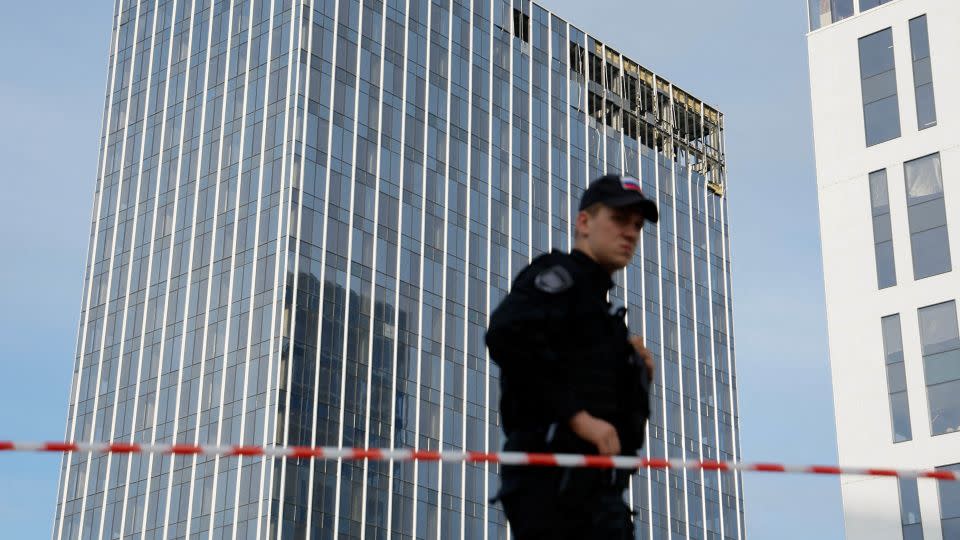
937,463,960,538
808,0,854,31
904,153,951,279
860,0,892,12
909,15,937,129
870,169,897,288
918,301,960,436
882,314,912,442
898,478,923,540
859,28,901,147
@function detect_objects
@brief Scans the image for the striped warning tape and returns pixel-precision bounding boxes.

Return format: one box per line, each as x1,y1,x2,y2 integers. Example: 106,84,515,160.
0,440,956,481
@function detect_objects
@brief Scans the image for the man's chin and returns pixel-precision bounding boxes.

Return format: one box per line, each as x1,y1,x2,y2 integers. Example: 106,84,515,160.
606,257,631,272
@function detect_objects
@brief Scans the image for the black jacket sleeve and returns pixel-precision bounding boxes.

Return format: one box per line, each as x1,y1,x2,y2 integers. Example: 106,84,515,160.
485,266,584,425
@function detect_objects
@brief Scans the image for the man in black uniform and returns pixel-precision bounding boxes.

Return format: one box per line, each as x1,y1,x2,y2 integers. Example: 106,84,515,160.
486,174,658,539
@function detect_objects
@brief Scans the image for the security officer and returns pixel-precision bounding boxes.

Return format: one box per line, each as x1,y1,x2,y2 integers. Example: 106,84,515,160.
486,174,658,539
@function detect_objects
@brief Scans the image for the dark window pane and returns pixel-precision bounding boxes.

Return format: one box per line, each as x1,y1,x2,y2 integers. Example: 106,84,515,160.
909,15,930,60
899,478,922,525
887,362,907,393
890,391,912,442
874,213,893,242
916,83,937,129
901,523,923,540
859,28,895,78
937,464,960,519
911,225,952,279
862,70,898,104
942,519,960,540
908,198,947,234
875,241,897,289
833,0,854,20
864,95,901,146
913,57,932,85
929,379,960,435
922,349,960,386
860,0,894,11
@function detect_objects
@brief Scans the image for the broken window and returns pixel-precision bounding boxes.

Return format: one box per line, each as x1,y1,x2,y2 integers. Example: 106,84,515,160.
624,75,639,111
588,53,603,85
605,64,621,96
624,111,638,140
587,91,604,123
639,70,655,115
604,49,622,95
638,122,654,149
512,8,529,43
605,101,621,130
672,90,702,142
656,89,672,127
569,42,585,76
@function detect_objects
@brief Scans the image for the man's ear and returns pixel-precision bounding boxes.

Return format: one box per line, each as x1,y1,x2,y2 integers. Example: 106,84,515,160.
575,210,589,237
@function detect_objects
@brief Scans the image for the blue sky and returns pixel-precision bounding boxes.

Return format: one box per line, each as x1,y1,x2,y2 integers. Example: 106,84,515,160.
0,1,844,538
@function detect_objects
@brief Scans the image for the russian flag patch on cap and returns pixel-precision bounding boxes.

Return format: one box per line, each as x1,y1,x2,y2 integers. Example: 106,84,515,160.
620,176,643,193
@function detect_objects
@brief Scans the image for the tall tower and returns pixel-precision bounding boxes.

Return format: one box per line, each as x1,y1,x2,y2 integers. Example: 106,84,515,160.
54,0,743,538
807,1,960,538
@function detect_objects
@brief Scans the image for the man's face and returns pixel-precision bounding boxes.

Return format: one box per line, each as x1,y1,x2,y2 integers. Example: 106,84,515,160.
577,204,644,272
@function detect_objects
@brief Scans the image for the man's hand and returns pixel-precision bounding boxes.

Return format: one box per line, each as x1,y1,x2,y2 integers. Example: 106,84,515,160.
630,336,655,382
569,411,621,455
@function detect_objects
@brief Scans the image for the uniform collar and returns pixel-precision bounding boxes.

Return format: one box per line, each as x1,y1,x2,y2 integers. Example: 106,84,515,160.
569,249,615,292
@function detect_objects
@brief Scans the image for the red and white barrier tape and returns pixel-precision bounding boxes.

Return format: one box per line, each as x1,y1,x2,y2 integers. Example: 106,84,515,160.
1,441,956,481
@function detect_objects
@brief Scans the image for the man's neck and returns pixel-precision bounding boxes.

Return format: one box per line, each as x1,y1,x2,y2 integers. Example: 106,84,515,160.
571,243,615,276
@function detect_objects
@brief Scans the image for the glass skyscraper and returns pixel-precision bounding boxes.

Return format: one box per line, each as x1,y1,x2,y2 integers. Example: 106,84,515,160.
54,0,743,538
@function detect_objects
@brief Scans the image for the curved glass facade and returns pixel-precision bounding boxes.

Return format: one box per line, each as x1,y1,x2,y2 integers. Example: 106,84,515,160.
54,0,742,538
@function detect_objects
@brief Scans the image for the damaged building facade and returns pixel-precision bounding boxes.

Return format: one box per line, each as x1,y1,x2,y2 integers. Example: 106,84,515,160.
54,0,743,538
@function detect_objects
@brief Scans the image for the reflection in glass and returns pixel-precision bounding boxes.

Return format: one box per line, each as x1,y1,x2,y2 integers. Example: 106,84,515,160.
904,153,951,279
869,170,896,288
909,15,937,129
919,302,960,435
859,28,900,146
860,0,893,12
881,314,911,442
863,95,900,147
937,463,960,538
898,478,924,540
808,0,854,31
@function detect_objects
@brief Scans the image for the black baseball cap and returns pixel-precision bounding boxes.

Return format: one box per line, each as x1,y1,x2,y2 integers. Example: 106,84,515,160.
578,174,659,223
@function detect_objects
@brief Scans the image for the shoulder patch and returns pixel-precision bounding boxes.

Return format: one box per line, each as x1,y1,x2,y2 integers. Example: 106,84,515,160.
534,265,574,294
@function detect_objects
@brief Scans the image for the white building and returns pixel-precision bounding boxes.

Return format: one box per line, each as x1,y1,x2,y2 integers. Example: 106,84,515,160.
807,0,960,538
